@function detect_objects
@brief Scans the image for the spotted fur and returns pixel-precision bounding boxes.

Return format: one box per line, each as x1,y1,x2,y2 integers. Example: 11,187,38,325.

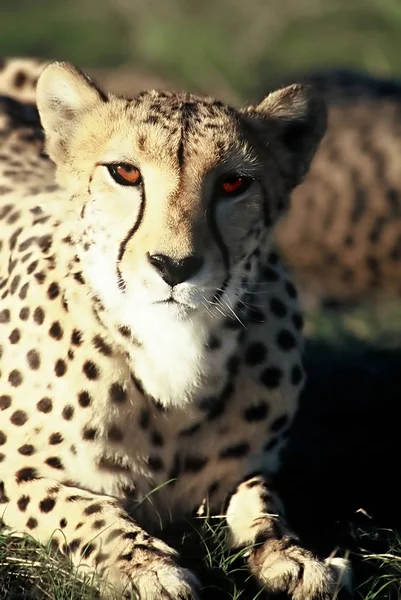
0,59,349,599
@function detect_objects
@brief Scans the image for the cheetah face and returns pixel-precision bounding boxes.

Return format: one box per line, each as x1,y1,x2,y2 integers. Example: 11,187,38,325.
37,63,326,330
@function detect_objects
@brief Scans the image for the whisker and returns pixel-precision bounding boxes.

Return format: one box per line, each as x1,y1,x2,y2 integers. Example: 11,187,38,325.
201,298,216,320
212,303,227,319
221,294,247,329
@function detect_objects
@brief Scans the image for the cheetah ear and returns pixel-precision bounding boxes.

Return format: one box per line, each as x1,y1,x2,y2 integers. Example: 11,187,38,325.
36,62,107,163
243,84,327,190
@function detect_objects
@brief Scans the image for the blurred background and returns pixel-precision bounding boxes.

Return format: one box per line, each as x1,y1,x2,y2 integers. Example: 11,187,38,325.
3,0,401,103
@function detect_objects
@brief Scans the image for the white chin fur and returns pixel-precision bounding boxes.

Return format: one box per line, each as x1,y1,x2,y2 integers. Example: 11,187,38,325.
80,249,221,406
128,302,210,406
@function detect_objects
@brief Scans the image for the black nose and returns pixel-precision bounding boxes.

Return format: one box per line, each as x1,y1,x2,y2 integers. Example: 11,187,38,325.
147,253,204,287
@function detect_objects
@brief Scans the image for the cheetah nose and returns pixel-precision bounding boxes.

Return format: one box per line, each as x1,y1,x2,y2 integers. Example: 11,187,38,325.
147,253,204,286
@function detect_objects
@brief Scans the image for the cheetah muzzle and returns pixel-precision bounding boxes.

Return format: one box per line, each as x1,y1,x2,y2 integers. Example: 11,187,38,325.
0,59,351,599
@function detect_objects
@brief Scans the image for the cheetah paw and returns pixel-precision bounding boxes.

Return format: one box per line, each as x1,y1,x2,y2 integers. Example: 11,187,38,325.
107,543,200,600
126,563,199,600
248,538,352,599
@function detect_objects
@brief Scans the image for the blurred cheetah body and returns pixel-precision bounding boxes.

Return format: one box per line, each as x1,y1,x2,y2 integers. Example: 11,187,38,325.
276,69,401,305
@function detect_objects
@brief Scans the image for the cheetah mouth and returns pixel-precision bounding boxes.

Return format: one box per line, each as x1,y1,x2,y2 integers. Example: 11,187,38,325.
154,296,187,307
156,298,178,305
153,296,198,313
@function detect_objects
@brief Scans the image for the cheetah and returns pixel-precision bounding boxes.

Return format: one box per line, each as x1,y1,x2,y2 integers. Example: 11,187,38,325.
0,59,350,599
274,69,401,306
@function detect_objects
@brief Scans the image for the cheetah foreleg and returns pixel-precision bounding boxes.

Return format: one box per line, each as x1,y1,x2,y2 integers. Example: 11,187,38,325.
226,473,351,599
1,477,199,599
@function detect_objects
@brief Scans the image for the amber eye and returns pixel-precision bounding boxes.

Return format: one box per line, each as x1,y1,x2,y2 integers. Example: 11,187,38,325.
107,164,142,187
220,174,252,198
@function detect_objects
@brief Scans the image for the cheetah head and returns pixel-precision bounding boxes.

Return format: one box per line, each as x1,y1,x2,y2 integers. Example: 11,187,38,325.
36,62,326,337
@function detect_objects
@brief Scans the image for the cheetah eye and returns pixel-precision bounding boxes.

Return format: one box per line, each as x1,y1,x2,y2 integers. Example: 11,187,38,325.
107,164,142,187
219,174,253,198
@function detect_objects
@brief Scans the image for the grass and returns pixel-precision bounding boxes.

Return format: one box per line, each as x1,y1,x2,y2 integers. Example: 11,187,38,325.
0,507,400,598
0,530,99,599
354,526,401,599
